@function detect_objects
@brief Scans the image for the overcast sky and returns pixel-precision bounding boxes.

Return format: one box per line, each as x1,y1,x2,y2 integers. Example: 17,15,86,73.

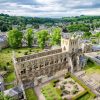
0,0,100,18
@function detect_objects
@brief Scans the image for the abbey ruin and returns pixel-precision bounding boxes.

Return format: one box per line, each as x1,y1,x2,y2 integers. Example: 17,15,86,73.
13,36,86,87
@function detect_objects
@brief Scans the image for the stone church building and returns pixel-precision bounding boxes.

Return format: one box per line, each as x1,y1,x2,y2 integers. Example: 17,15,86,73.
13,35,85,87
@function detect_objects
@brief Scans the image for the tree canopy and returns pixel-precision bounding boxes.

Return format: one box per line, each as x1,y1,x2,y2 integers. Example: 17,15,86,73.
50,28,61,45
83,32,92,39
24,28,34,47
8,29,23,49
37,30,49,49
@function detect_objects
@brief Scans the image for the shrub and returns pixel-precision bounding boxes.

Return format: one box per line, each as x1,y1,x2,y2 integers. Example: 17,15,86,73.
56,88,62,95
6,62,10,66
60,85,65,90
18,51,21,53
63,98,68,100
71,89,78,95
3,66,7,71
72,90,87,100
24,52,28,55
63,81,67,84
29,49,32,52
51,79,59,84
64,73,70,79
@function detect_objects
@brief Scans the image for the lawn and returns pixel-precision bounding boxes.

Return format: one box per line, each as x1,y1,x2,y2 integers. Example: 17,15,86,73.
84,60,100,75
25,88,38,100
41,83,62,100
77,93,93,100
0,47,42,89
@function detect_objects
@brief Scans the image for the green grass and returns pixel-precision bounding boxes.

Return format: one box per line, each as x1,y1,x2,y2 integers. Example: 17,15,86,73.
5,84,14,90
4,72,15,83
0,47,42,69
77,93,94,100
84,61,100,75
25,88,38,100
41,83,62,100
0,47,42,89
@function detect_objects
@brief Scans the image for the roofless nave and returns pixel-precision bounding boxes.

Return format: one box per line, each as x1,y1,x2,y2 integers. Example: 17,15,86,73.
13,36,86,87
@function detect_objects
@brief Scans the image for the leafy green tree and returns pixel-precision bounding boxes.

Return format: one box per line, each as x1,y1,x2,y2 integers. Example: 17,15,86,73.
0,92,12,100
50,28,61,45
95,32,100,43
8,29,23,49
37,30,49,49
24,28,34,47
83,32,92,39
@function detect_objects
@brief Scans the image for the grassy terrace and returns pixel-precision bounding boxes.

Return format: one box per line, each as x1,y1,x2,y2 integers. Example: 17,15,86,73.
25,88,38,100
77,93,94,100
84,61,100,75
0,47,42,89
41,83,62,100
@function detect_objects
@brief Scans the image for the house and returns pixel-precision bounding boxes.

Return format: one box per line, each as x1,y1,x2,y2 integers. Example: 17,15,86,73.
0,35,8,49
4,86,24,100
0,75,4,92
92,45,100,52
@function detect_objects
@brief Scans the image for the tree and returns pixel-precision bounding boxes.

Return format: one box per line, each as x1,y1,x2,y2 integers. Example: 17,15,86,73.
24,28,34,47
95,32,100,44
83,32,92,39
50,28,61,45
8,29,23,49
37,30,49,49
0,92,12,100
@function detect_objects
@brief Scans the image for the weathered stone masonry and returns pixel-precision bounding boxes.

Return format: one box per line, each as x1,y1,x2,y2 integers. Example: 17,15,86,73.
13,36,85,86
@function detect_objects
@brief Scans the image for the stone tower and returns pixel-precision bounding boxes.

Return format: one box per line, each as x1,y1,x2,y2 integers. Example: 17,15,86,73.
61,35,84,73
61,36,79,53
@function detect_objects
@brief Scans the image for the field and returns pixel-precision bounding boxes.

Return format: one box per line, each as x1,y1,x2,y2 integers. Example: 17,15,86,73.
84,62,100,75
25,88,38,100
0,47,42,89
41,83,62,100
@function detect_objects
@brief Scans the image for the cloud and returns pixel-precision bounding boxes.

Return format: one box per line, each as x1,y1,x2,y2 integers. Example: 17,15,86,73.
0,0,100,17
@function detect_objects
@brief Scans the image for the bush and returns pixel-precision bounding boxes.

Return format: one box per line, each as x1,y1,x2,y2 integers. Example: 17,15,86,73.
62,81,67,84
56,88,62,95
72,90,87,100
51,79,59,84
3,66,7,71
87,58,94,65
71,89,78,95
63,98,68,100
24,52,28,55
7,50,10,53
6,62,10,66
60,85,65,90
29,49,32,52
63,90,70,94
64,73,70,79
18,51,21,53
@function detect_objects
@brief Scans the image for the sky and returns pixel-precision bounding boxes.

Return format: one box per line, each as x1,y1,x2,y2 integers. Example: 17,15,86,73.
0,0,100,18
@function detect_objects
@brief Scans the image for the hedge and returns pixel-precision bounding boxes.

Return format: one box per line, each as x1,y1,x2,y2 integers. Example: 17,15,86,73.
72,90,87,100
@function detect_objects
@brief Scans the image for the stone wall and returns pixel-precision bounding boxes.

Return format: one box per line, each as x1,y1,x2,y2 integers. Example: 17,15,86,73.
16,48,62,62
16,51,69,84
